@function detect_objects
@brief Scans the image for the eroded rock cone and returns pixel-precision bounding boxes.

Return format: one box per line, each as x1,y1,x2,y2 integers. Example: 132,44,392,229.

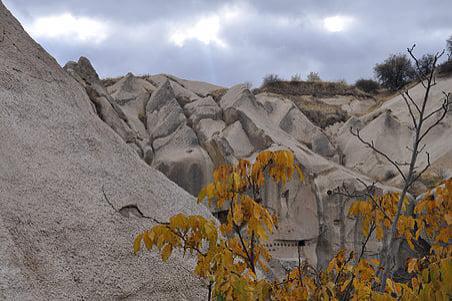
0,2,211,299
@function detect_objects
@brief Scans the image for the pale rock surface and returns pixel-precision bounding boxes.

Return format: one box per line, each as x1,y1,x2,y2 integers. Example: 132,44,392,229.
64,57,137,144
222,121,255,158
202,135,237,167
107,72,156,104
335,77,452,184
215,85,392,266
166,74,224,97
152,124,214,196
0,2,211,300
256,93,337,158
147,74,201,105
106,73,156,139
194,118,226,145
184,96,222,126
146,81,186,141
319,95,377,116
143,81,215,195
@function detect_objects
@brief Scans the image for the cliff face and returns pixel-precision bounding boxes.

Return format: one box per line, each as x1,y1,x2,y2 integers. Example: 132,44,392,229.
63,56,391,270
0,2,211,300
64,49,452,272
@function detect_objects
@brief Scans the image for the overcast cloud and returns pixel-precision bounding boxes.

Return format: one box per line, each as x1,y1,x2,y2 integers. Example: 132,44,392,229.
4,0,452,87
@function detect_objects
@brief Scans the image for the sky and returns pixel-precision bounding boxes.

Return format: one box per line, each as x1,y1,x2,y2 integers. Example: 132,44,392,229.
4,0,452,87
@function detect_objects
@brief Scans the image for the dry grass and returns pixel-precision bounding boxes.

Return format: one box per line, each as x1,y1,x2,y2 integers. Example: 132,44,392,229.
255,80,369,98
101,76,123,87
287,94,349,128
209,88,228,103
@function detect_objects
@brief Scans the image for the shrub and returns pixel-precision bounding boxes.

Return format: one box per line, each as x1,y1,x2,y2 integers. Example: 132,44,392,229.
447,35,452,57
307,71,321,82
290,73,302,82
261,74,281,87
374,53,415,91
417,54,435,77
355,78,380,94
438,59,452,75
243,81,253,90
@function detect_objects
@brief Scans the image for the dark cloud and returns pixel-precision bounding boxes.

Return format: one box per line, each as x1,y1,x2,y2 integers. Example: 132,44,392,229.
3,0,452,87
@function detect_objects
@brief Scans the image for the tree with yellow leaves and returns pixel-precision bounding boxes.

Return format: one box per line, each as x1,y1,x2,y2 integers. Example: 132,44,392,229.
134,150,303,300
133,45,451,300
133,149,451,300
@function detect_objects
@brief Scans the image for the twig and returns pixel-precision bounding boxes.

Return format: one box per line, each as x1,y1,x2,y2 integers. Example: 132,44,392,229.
400,91,418,127
350,128,407,182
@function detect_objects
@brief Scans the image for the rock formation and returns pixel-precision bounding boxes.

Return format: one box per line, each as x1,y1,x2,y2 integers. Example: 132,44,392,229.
0,2,211,299
333,76,452,192
1,0,451,296
63,56,411,272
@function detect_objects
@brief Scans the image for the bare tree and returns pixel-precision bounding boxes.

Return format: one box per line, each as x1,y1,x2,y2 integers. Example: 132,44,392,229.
291,73,302,82
307,71,321,82
345,45,450,291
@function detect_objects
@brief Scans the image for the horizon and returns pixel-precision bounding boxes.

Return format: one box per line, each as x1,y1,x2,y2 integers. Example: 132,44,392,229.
4,0,452,87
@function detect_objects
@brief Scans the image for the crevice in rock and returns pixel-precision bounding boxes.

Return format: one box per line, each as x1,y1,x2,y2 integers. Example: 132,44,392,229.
101,186,160,222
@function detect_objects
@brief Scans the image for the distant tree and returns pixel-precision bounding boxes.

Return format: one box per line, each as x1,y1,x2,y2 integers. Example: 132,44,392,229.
243,81,253,90
374,53,415,91
416,54,435,77
290,73,302,82
447,35,452,58
355,78,380,94
261,74,281,87
306,71,321,82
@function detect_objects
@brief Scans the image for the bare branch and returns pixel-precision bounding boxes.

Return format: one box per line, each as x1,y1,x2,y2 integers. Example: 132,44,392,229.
331,180,392,222
418,94,450,142
407,44,428,88
350,127,406,181
409,152,431,186
400,91,418,127
405,90,421,114
423,92,450,121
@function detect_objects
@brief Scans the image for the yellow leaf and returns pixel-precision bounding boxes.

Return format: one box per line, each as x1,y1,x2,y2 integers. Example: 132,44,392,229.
444,212,452,225
407,258,417,273
133,233,143,254
143,231,153,250
197,187,206,203
295,165,304,182
233,201,243,225
161,244,172,262
376,225,384,240
341,278,351,292
369,258,380,266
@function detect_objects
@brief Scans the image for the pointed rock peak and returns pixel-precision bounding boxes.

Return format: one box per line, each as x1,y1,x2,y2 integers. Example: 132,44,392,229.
64,56,101,85
224,83,255,100
117,72,137,92
147,80,176,112
158,80,176,97
220,83,258,111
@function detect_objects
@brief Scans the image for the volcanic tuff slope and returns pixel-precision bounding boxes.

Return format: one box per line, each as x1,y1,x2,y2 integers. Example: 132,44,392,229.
0,2,211,300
